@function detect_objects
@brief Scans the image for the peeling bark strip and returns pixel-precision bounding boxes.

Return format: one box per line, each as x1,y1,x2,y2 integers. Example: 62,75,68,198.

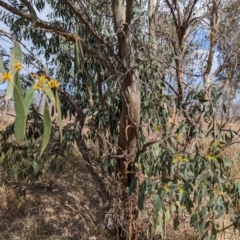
112,0,140,189
112,1,141,238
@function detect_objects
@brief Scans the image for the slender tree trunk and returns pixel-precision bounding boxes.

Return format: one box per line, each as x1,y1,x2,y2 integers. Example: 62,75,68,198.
112,1,141,239
227,70,237,123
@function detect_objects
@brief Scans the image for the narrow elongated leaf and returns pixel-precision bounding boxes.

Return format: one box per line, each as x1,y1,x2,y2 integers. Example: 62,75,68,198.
55,91,62,142
6,41,22,100
0,55,3,84
223,103,226,114
74,40,80,73
173,217,180,230
15,70,24,100
237,181,240,197
5,80,14,100
24,83,36,112
138,180,146,210
74,37,84,73
13,74,26,143
10,16,26,31
40,101,51,156
31,15,38,25
155,194,162,211
164,209,170,222
127,177,137,196
190,212,199,228
32,160,38,175
10,41,22,73
199,219,206,236
43,83,55,105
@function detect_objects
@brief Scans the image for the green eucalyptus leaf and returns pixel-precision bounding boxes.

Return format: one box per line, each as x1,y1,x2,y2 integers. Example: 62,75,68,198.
138,180,146,210
31,15,38,25
24,83,36,112
10,16,26,31
40,101,51,156
43,83,55,105
0,55,3,84
155,194,162,211
5,79,14,100
190,212,199,229
55,91,63,142
13,74,26,143
127,177,137,196
6,41,22,100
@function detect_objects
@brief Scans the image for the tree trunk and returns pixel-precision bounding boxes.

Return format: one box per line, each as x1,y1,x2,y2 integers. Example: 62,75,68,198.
112,1,141,239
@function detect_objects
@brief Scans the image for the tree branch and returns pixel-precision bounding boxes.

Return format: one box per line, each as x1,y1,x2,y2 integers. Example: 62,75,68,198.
204,0,219,79
20,0,36,15
165,0,179,27
62,0,104,45
62,0,122,67
209,59,231,82
57,88,109,203
126,0,133,24
184,0,199,26
0,0,116,75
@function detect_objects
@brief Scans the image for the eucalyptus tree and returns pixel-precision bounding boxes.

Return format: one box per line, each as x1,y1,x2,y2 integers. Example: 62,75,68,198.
1,0,240,239
217,0,240,121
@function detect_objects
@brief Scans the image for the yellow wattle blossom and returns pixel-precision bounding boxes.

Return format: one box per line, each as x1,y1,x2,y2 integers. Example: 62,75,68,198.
34,75,59,90
3,72,13,81
39,75,48,83
181,157,189,163
163,185,169,192
35,81,42,90
172,155,189,163
210,141,222,151
206,155,217,161
48,79,59,89
34,75,48,90
172,155,182,163
217,191,224,196
13,61,23,71
154,125,162,132
212,141,221,147
179,187,185,194
178,132,184,140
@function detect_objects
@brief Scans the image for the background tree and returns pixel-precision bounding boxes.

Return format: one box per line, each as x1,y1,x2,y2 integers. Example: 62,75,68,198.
0,0,240,239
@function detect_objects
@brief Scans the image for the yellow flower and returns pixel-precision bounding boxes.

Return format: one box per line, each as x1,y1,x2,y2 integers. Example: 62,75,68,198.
154,125,162,132
39,75,48,83
163,185,169,192
3,72,13,81
179,187,185,194
34,81,42,90
212,141,221,147
172,155,189,163
34,75,48,90
206,155,217,161
217,191,225,196
48,79,59,89
181,157,189,163
178,132,184,140
172,155,181,163
13,61,23,71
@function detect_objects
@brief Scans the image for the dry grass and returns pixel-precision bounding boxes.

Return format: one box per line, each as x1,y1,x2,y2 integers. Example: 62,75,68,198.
1,108,240,240
0,157,113,240
0,109,113,239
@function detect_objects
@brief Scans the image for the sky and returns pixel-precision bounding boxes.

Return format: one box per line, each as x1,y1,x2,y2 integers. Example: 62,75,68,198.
0,1,222,92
